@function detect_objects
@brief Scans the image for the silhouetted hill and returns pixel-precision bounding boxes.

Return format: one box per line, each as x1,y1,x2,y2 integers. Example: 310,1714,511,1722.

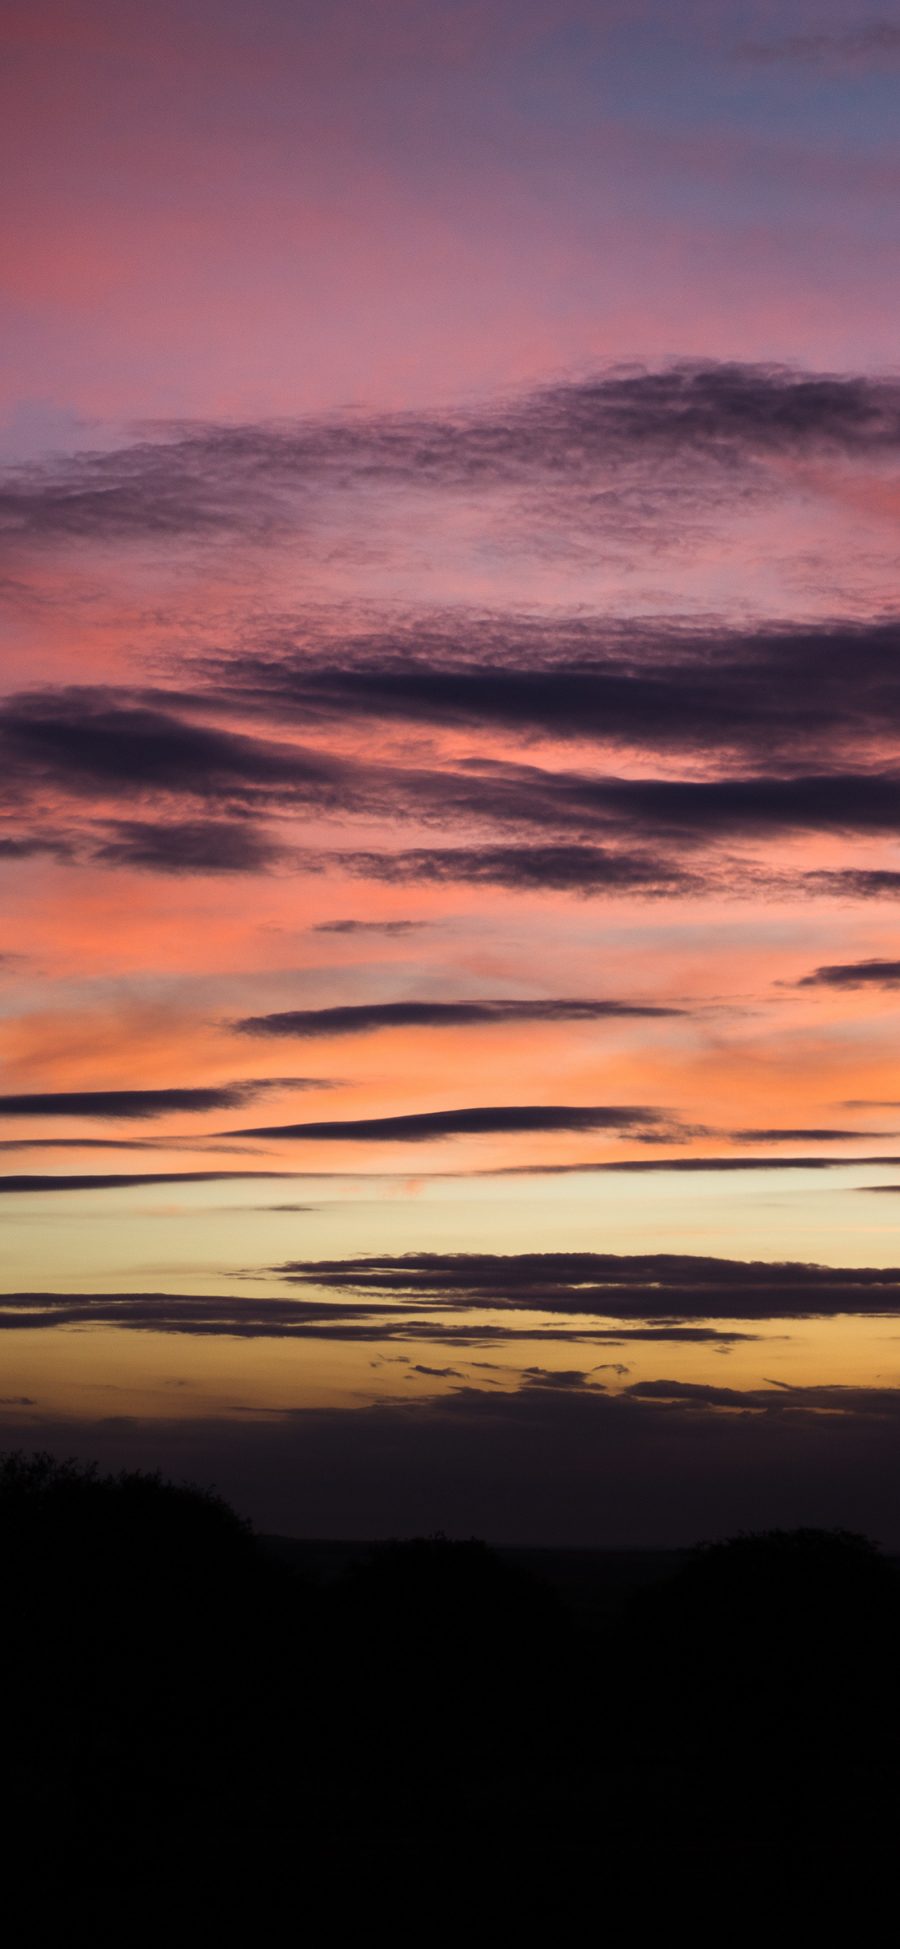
3,1451,899,1912
263,1531,685,1617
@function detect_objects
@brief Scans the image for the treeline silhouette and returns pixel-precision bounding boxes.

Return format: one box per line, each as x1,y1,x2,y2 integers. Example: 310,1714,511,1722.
3,1451,898,1908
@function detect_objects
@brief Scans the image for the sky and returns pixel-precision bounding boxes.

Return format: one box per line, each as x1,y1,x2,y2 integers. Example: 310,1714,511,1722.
2,0,900,1543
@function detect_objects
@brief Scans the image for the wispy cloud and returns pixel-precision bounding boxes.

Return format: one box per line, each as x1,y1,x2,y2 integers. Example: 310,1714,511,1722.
738,22,900,67
311,917,428,936
806,870,900,899
327,844,692,896
4,363,899,557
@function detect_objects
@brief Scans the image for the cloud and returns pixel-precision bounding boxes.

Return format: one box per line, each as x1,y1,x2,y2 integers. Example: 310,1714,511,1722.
453,1154,900,1177
442,760,900,845
16,751,900,888
91,817,285,874
0,832,72,860
727,1127,895,1143
6,610,893,856
575,1327,754,1343
0,1080,326,1120
204,1151,900,1178
409,1365,464,1380
4,364,900,550
240,1202,319,1213
797,958,900,989
8,666,900,896
274,1249,900,1322
0,687,361,874
623,1376,900,1419
234,997,681,1039
738,23,900,67
3,683,800,854
0,1292,400,1332
0,1288,759,1344
312,917,426,936
0,1138,273,1155
0,693,327,791
0,689,345,799
0,1137,169,1151
0,1169,300,1195
226,1103,672,1143
520,1366,602,1390
321,759,900,863
804,870,900,898
212,614,900,764
624,1377,753,1408
330,844,690,895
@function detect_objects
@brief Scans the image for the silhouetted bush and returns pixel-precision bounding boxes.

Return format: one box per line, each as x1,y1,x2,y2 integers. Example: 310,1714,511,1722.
600,1525,900,1881
623,1524,899,1750
0,1452,296,1891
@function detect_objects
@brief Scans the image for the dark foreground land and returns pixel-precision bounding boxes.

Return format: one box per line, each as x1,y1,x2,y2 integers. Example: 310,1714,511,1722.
2,1453,899,1914
263,1533,684,1618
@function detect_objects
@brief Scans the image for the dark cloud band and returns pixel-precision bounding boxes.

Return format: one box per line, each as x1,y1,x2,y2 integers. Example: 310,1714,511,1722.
0,1081,325,1121
211,615,900,763
226,1103,670,1142
0,1170,299,1194
798,959,900,989
234,998,680,1039
275,1249,900,1321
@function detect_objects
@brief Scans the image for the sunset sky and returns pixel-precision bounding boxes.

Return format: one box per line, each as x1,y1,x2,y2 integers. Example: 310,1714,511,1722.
2,0,900,1542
